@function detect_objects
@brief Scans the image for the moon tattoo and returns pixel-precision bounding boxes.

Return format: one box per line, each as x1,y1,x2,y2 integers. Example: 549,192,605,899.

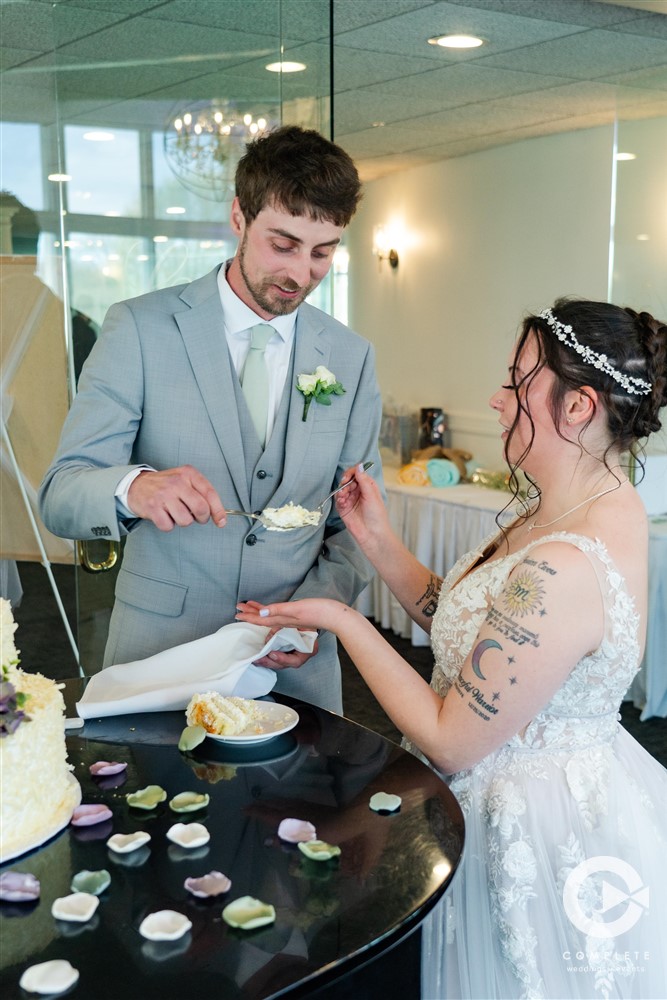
471,638,503,680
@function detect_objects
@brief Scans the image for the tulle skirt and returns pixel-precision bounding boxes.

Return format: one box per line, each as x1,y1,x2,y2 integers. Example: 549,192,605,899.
422,728,667,999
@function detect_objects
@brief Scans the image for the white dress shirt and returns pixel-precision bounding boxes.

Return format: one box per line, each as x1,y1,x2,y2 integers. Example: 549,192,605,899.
116,263,298,513
217,261,296,442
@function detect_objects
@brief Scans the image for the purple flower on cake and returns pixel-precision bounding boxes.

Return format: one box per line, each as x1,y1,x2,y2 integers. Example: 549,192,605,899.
0,675,31,737
0,599,30,737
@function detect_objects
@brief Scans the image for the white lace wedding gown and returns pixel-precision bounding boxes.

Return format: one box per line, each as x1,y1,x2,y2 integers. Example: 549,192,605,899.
411,530,667,1000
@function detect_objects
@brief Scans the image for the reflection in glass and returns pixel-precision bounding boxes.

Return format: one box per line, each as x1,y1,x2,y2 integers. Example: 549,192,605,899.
0,122,44,212
162,100,278,204
64,126,141,217
66,233,151,326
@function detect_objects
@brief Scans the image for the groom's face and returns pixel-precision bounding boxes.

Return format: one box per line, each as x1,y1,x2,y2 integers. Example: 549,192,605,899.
227,198,342,319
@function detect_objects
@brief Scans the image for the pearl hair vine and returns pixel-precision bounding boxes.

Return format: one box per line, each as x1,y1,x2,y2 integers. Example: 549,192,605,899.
538,308,652,396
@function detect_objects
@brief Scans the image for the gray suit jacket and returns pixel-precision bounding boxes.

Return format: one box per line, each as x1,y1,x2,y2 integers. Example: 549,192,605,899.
39,266,383,712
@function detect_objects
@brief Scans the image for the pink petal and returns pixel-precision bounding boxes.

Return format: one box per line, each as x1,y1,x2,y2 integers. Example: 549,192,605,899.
277,818,317,843
184,871,231,898
90,760,127,776
71,804,113,827
0,871,40,902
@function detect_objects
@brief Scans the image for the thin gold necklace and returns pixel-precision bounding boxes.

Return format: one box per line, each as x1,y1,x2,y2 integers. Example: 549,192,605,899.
526,481,625,532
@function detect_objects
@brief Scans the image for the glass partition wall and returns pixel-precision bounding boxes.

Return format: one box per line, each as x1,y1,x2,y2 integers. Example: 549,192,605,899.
2,0,664,676
1,0,332,673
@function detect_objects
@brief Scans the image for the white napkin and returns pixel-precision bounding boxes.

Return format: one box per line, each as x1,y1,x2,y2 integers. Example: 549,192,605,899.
76,623,317,719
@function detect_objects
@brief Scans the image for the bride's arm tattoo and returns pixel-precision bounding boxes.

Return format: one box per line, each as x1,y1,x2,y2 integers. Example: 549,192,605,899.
416,575,442,618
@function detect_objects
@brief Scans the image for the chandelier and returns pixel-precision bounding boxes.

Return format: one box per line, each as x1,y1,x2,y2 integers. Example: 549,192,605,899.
163,100,277,203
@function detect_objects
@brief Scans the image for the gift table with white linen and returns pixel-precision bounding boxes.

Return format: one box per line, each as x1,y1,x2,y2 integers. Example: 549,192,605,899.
356,468,667,720
0,682,464,1000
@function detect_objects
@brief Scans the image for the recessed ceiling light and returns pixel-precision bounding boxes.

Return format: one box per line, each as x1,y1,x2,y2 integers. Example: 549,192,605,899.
48,173,71,182
265,60,306,73
83,131,115,142
428,34,484,49
166,206,186,215
615,152,636,161
371,121,385,128
153,235,168,243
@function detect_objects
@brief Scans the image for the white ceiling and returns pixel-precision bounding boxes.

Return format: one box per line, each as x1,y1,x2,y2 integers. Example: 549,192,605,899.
2,0,666,181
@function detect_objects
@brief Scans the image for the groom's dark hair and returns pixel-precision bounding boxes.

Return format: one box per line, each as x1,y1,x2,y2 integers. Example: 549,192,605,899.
235,125,362,227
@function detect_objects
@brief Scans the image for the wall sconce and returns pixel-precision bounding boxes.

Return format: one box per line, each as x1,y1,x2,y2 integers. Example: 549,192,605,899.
372,225,399,269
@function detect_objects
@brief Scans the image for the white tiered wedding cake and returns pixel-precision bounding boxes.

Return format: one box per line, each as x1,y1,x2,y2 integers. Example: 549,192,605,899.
0,598,80,862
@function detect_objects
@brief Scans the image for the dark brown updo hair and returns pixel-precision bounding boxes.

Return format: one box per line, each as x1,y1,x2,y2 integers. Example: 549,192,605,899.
503,297,667,501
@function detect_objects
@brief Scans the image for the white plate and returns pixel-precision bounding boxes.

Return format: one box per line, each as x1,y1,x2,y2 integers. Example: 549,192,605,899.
206,702,299,745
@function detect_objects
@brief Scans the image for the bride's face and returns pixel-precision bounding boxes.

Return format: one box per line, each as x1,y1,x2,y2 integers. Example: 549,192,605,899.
490,332,557,470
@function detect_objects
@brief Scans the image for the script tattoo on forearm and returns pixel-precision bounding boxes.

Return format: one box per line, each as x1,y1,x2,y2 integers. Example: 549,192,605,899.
454,675,500,721
416,574,442,618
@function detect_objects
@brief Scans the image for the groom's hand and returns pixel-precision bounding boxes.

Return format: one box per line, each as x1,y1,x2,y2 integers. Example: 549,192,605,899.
128,466,226,531
253,646,318,671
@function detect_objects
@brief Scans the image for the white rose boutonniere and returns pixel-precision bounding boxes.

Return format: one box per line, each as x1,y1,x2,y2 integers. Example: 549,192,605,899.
296,365,345,421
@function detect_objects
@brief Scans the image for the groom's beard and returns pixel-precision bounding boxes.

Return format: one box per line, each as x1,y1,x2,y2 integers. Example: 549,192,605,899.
237,235,317,316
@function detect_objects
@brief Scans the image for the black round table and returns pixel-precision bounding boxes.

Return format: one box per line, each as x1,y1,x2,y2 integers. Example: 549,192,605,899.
1,682,464,999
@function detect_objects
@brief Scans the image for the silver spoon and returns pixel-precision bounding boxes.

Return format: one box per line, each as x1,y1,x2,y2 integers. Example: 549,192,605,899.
225,461,374,530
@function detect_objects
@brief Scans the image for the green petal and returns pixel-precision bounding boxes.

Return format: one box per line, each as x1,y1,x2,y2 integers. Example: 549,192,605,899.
126,785,167,809
298,840,341,861
178,725,206,751
169,791,210,812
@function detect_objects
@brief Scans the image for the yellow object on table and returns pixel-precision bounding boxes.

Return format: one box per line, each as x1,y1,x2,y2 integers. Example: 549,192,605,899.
397,461,430,486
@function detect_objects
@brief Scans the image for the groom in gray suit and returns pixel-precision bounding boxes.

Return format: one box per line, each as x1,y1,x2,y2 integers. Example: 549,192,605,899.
39,126,383,713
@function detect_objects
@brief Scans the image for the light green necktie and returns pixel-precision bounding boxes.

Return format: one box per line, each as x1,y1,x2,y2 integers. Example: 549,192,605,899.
241,324,273,447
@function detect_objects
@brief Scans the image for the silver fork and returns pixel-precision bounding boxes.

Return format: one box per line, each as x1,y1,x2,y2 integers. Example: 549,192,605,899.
314,460,374,513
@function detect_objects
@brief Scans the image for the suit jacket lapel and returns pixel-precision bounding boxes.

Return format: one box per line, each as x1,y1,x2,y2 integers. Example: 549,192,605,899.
279,306,332,502
174,267,250,509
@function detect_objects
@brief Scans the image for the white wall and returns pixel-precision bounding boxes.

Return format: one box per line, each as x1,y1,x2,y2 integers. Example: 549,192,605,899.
347,126,616,469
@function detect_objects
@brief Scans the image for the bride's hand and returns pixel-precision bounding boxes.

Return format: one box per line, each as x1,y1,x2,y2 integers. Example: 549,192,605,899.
236,597,344,635
335,462,389,550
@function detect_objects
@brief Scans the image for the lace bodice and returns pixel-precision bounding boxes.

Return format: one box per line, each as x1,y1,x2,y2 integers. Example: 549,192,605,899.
430,530,641,756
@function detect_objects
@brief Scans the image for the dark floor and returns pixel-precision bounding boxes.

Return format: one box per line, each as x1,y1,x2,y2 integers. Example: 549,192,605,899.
9,560,667,768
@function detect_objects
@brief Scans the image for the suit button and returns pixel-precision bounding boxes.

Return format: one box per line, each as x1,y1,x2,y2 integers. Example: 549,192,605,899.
257,470,267,479
245,535,257,546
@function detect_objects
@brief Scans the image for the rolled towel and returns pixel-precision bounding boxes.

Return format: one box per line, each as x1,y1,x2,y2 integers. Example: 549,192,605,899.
397,461,430,486
426,458,461,487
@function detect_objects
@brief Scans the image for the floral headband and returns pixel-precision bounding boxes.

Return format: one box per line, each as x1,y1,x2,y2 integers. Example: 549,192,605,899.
539,308,652,396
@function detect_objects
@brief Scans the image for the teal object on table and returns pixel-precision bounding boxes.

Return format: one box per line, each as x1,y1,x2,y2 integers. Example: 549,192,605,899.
427,458,460,487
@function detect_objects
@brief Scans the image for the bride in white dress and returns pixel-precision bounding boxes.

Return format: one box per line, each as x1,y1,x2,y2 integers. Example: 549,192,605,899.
236,298,667,999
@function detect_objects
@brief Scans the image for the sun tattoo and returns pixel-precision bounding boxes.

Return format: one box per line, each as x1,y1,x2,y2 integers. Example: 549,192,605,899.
502,569,545,617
